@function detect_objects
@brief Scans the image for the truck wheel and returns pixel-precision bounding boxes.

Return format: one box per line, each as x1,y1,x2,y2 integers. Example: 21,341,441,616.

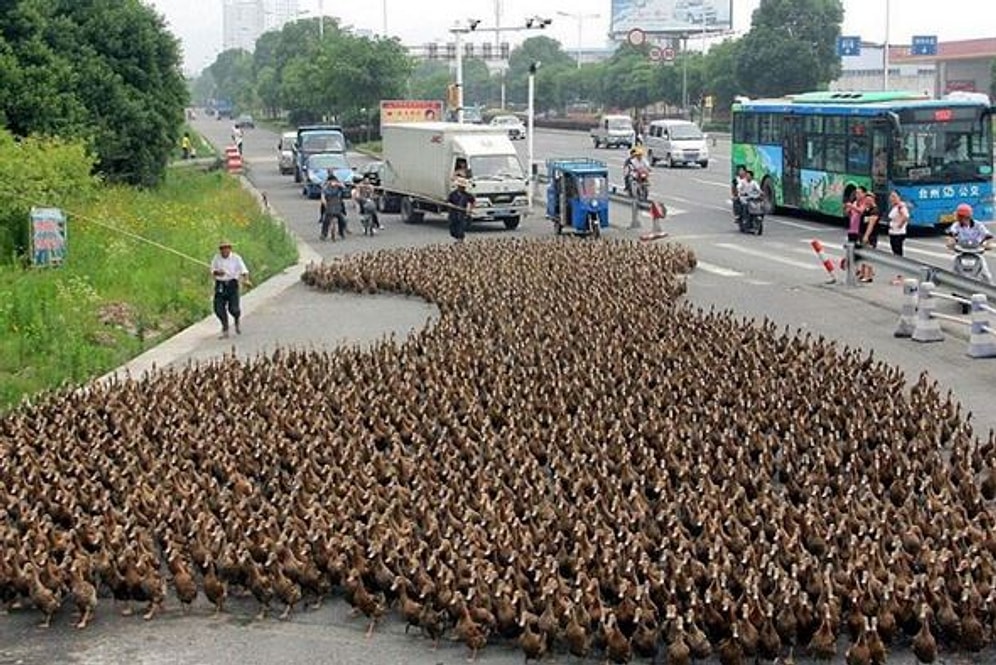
649,150,657,166
699,160,709,169
400,197,424,224
503,216,520,230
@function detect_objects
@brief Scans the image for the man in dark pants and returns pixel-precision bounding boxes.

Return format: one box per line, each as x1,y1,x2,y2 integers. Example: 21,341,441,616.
210,241,250,338
447,177,475,242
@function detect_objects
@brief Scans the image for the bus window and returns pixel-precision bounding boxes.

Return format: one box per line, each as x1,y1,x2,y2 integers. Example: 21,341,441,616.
759,115,782,144
734,113,760,143
804,137,823,170
847,134,870,172
804,116,824,135
824,116,847,135
825,136,846,172
890,117,990,182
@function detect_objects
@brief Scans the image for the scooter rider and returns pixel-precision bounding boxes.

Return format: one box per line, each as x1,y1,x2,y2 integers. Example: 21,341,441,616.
731,164,747,221
737,170,762,216
623,146,651,197
946,203,993,282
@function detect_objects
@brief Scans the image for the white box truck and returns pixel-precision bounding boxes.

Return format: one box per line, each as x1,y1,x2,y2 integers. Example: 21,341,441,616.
380,122,529,230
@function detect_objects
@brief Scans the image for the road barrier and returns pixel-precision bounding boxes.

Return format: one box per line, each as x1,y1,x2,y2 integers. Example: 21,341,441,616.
225,145,243,174
894,279,996,357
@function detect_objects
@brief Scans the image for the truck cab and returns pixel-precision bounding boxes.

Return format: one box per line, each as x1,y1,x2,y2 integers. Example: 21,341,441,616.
590,115,636,149
293,125,346,183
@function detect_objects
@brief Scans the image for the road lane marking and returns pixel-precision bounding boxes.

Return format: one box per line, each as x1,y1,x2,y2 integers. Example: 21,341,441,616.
768,218,829,232
694,178,731,188
904,246,954,261
714,242,821,270
695,261,744,277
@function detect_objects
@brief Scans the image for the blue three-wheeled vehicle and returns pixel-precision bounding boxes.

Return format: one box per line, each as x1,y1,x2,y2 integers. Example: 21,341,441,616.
546,159,610,237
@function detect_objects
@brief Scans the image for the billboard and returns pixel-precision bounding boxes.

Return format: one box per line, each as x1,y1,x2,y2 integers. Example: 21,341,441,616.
611,0,733,37
380,100,444,123
29,207,67,267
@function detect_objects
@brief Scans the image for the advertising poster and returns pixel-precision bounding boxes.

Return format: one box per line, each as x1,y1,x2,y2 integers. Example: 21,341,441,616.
380,100,444,123
29,207,67,267
611,0,733,36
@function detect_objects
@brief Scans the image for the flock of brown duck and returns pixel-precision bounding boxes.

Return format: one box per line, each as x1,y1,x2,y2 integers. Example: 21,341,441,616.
2,237,996,664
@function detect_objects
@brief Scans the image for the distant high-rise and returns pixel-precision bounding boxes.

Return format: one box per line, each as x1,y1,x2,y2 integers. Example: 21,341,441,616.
265,0,300,31
222,0,265,52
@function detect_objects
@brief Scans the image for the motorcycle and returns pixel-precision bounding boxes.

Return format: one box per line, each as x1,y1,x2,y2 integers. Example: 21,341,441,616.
627,167,650,202
952,242,990,282
737,193,765,235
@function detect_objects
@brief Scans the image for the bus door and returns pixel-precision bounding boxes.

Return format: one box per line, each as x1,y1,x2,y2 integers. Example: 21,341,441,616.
782,115,803,207
871,120,892,209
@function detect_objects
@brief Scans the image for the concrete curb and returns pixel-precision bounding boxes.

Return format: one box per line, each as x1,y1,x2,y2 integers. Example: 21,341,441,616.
96,166,322,385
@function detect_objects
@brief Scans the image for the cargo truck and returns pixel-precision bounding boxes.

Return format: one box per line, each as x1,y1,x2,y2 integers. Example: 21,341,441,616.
380,122,529,230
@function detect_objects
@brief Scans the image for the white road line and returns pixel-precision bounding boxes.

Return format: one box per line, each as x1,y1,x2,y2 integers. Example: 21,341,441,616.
768,218,829,232
693,178,731,189
904,246,954,261
695,260,744,277
714,242,821,270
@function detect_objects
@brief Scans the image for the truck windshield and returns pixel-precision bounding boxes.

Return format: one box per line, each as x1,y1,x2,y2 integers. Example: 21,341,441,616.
608,119,633,131
301,132,345,153
470,155,524,180
891,118,993,184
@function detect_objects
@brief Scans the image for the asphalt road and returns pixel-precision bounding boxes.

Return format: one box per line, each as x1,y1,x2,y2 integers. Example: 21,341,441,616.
3,118,994,664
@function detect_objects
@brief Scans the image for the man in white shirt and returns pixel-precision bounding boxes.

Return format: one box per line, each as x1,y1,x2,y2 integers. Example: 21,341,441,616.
210,241,250,338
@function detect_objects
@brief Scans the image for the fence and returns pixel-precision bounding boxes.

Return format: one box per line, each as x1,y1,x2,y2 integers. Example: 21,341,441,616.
893,278,996,358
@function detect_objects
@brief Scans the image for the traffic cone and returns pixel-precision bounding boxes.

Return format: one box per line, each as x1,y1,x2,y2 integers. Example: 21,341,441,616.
810,239,837,284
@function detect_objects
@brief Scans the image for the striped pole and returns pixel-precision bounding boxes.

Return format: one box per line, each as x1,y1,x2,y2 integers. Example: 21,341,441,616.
810,239,836,283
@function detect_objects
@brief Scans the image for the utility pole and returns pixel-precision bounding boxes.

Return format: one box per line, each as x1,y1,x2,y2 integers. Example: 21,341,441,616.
883,0,891,90
527,62,539,207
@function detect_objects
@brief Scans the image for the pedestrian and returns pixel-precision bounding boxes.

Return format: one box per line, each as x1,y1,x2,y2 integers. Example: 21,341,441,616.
353,175,379,234
181,132,192,160
210,241,250,339
887,190,909,257
844,188,865,244
320,172,347,241
447,177,475,242
859,188,880,249
231,125,244,155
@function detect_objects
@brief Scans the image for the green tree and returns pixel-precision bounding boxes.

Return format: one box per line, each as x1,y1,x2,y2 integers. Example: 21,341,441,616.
408,60,451,103
702,38,743,114
205,49,255,112
735,0,843,97
506,36,573,104
0,0,187,187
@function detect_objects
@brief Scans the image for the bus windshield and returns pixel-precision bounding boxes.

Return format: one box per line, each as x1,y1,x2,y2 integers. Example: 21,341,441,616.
892,118,993,184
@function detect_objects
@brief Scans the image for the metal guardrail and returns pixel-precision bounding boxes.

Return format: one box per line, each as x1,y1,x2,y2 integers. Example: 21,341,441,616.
853,244,996,302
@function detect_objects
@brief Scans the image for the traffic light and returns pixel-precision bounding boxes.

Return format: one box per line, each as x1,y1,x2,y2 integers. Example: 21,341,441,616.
464,42,474,58
499,42,509,59
525,17,551,29
427,42,438,60
445,42,456,60
482,42,493,60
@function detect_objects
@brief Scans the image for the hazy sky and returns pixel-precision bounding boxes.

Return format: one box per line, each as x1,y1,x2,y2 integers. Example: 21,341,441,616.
145,0,994,75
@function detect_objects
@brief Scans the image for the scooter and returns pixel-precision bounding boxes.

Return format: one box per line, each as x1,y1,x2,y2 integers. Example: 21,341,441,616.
628,168,650,202
952,242,990,282
737,194,765,235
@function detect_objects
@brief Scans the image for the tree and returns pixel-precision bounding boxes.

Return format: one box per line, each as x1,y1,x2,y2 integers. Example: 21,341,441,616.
735,0,844,97
702,38,742,114
0,0,187,187
506,36,574,104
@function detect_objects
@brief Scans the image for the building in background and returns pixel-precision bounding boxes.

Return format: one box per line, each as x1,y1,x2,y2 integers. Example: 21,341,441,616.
223,0,301,53
831,38,995,98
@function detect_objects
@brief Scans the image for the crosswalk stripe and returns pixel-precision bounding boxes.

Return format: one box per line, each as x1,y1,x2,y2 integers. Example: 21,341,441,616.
714,242,821,270
695,260,744,277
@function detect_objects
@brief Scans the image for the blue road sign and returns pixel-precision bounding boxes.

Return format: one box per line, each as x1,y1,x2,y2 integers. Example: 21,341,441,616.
911,35,938,56
837,36,861,57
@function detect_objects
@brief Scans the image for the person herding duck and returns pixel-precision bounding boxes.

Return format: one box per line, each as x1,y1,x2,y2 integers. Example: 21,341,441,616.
210,240,251,339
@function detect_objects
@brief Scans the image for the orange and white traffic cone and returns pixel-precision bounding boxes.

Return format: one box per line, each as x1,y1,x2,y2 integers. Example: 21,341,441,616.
810,239,837,284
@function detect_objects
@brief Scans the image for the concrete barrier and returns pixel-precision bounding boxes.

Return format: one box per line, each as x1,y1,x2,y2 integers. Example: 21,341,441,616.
904,280,996,357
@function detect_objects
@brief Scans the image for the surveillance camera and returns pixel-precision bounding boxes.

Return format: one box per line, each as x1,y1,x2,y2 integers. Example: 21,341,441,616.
525,18,534,28
469,19,481,31
529,61,541,74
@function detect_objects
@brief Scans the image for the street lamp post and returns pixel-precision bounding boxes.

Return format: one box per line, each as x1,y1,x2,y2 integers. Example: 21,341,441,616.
527,62,540,207
882,0,891,90
556,11,600,70
454,25,466,124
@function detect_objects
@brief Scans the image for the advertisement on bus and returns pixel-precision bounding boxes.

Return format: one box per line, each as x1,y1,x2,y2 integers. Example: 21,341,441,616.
610,0,733,37
380,100,444,124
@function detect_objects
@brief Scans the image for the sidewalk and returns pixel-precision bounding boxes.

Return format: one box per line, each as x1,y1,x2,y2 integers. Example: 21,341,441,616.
97,174,437,384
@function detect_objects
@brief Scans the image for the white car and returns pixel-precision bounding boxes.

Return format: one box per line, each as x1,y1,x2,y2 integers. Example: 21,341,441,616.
277,131,297,175
490,115,526,140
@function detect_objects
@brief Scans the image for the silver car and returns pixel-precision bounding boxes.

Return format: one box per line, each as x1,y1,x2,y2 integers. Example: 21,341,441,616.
277,131,297,175
490,114,526,140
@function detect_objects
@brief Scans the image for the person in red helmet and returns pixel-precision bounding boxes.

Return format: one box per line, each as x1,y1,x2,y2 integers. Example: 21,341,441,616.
946,203,992,282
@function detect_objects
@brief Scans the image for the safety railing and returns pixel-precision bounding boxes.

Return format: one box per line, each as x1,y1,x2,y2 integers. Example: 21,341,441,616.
894,279,996,358
852,243,996,302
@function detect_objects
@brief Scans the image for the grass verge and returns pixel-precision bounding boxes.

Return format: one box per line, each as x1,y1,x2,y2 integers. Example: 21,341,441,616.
0,167,297,412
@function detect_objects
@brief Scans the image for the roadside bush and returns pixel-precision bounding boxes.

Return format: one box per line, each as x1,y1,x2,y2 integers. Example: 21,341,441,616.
0,130,98,261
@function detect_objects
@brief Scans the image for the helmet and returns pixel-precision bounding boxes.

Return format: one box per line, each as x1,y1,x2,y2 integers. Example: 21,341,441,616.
956,203,973,218
629,147,639,157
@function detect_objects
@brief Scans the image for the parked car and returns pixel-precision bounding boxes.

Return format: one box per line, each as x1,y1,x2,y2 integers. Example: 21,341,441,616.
302,152,355,199
490,114,526,140
277,131,297,175
234,114,255,129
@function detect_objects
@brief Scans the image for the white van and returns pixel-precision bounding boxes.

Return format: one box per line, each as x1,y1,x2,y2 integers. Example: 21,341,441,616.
645,119,710,168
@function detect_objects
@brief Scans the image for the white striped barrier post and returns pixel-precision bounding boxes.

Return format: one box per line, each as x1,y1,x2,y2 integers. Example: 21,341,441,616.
912,281,944,343
968,294,996,358
894,278,918,338
810,239,837,284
